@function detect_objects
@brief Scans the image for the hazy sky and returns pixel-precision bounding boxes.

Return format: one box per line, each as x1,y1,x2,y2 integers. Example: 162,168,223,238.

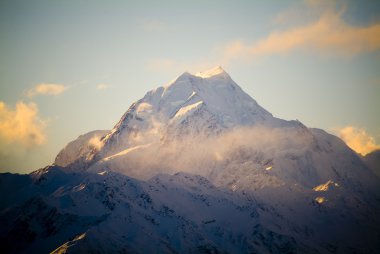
1,0,379,173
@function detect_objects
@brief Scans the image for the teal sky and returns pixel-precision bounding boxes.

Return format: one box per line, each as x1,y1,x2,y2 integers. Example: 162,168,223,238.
1,0,380,173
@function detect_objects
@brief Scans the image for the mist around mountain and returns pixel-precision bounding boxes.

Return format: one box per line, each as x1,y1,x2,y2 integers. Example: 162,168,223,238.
1,67,379,253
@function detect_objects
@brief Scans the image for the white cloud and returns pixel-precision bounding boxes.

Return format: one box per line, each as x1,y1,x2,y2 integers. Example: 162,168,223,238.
96,84,110,91
0,101,47,147
338,126,380,156
27,83,68,98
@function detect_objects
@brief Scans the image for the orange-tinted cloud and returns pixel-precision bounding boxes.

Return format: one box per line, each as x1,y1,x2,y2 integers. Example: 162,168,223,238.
222,9,380,60
338,126,380,156
0,101,47,147
27,83,68,98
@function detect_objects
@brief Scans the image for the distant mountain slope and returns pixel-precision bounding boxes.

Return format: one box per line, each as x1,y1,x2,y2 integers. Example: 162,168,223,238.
362,150,380,177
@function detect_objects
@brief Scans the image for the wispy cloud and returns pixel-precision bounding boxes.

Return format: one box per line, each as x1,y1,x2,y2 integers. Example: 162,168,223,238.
96,84,110,91
27,83,68,98
221,5,380,61
338,126,380,156
0,101,47,147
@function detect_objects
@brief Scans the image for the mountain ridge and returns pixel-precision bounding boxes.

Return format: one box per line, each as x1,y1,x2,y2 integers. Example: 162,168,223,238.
53,67,379,196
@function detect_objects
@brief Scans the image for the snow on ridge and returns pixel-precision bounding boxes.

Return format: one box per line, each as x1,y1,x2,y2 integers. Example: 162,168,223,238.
54,130,109,167
101,144,151,162
194,66,227,78
313,180,339,192
50,232,87,254
174,101,203,119
136,102,153,114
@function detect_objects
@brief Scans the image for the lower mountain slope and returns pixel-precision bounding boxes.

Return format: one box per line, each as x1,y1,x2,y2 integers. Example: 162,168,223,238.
0,167,313,254
1,166,379,253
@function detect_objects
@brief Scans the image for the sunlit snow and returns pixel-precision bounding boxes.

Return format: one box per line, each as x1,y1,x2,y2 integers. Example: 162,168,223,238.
72,183,86,192
174,101,203,118
314,196,326,204
194,66,226,78
313,180,339,192
50,232,87,254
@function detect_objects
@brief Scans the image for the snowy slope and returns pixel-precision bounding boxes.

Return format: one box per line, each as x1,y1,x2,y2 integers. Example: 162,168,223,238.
83,67,377,194
0,167,309,254
362,150,380,177
1,67,380,253
93,66,273,157
54,130,109,168
1,167,379,253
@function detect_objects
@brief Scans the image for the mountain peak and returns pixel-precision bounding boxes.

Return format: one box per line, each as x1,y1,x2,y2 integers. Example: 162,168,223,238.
95,67,274,157
194,66,228,79
166,66,229,89
156,66,272,127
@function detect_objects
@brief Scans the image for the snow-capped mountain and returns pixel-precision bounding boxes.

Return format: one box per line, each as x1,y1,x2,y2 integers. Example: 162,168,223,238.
1,67,379,253
93,66,273,158
60,66,379,194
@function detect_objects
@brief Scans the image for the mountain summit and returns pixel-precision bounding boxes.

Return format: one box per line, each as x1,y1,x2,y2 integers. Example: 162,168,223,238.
84,66,274,161
193,66,229,78
2,67,379,253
